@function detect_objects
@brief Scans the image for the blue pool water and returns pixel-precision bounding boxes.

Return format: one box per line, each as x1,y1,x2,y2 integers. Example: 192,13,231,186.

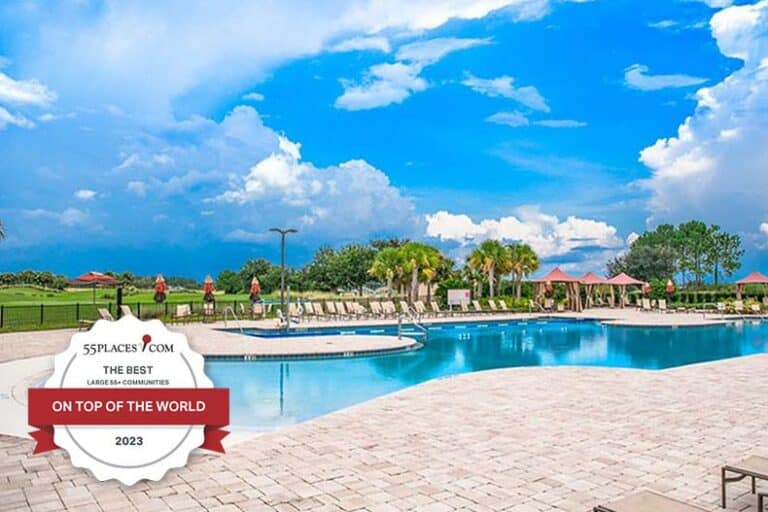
204,319,768,431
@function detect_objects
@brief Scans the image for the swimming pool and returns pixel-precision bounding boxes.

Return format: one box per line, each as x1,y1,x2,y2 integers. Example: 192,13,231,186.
204,319,768,431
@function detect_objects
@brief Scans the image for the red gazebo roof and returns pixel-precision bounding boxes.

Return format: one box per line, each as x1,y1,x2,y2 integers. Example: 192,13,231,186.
736,271,768,285
605,272,644,286
71,271,120,285
579,272,606,285
536,267,579,283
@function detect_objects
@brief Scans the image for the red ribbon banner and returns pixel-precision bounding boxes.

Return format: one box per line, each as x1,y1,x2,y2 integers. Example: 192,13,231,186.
28,388,229,454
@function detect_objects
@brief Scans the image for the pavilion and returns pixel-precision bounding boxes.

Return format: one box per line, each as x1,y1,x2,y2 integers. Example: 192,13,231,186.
735,271,768,300
579,272,606,308
535,267,582,312
605,272,644,308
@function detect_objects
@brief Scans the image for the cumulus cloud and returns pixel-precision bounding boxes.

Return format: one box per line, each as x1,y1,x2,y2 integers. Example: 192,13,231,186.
462,74,549,111
127,181,148,197
424,206,623,258
624,64,708,91
330,36,391,53
215,129,416,237
639,0,768,237
74,189,97,200
761,223,768,236
335,37,490,110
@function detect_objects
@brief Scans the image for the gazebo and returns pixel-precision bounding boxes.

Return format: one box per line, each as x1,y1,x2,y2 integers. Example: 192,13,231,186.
579,272,606,308
535,267,582,312
735,271,768,299
605,272,644,308
71,271,121,304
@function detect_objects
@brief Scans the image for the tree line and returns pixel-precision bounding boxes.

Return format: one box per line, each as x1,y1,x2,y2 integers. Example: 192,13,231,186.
607,221,743,286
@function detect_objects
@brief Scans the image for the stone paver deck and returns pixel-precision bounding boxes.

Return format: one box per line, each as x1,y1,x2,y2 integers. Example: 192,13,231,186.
2,355,767,511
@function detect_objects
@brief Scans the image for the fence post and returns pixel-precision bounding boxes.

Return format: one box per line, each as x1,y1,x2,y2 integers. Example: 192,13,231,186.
137,302,141,319
108,302,112,317
76,303,80,322
0,305,3,329
164,302,168,317
40,304,44,325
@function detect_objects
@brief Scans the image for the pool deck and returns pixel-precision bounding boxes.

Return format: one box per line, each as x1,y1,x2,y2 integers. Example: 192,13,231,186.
0,309,765,511
1,354,767,511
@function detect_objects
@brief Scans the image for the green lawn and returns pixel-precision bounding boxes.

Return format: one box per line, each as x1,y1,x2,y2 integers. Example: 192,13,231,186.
0,286,269,306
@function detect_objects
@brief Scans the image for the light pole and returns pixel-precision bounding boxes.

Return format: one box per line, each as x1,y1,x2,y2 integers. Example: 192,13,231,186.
269,227,297,323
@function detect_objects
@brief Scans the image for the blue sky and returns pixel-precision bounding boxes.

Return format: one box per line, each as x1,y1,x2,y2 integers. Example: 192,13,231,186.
1,0,767,278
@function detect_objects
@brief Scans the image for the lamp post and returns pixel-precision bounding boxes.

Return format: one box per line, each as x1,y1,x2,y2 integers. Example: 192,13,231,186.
269,227,297,323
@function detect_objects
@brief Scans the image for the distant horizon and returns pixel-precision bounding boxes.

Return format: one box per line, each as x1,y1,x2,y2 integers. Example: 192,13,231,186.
1,1,767,277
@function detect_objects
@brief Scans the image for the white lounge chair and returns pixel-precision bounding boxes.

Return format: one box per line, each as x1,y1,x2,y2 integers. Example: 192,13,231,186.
641,298,651,312
658,299,667,313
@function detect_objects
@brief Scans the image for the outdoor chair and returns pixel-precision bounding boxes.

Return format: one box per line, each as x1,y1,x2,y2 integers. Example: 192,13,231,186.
323,301,338,319
556,303,565,312
734,300,745,314
460,302,470,314
399,300,412,316
335,301,349,320
498,299,510,312
722,455,768,509
593,490,705,512
382,301,397,318
487,300,498,313
119,305,134,317
658,299,667,313
471,300,486,315
429,301,448,317
369,301,384,318
717,302,726,313
641,298,651,312
413,300,428,318
544,298,554,311
97,308,114,321
750,304,761,314
311,302,327,320
251,302,265,319
202,302,215,322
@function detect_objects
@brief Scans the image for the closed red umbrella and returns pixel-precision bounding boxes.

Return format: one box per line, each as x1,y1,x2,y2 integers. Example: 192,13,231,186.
642,282,651,296
666,279,675,294
154,274,168,303
249,277,261,302
203,275,215,303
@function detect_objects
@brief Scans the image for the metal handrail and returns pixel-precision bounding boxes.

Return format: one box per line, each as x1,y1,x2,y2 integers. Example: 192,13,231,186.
222,306,244,333
397,305,428,340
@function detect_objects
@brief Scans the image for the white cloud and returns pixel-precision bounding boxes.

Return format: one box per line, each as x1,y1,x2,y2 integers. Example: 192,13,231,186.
486,111,529,126
761,223,768,236
0,106,33,130
0,72,56,106
215,128,416,238
335,37,489,110
699,0,733,7
16,1,574,120
462,74,549,111
640,0,768,236
127,181,148,197
425,206,622,258
115,152,175,171
23,207,88,226
335,62,427,110
331,36,390,53
624,64,708,91
242,92,264,101
534,119,587,128
74,189,97,200
224,229,271,243
486,112,586,127
649,20,678,29
626,232,640,245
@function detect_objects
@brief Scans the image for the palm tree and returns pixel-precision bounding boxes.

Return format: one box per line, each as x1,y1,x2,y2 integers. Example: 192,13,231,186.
368,247,404,296
400,242,441,303
467,239,511,298
508,243,540,298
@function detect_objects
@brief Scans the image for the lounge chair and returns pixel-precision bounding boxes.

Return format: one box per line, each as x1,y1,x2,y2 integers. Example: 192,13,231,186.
311,302,327,320
734,300,744,314
324,301,338,319
382,301,397,318
658,299,667,313
498,299,510,312
413,300,429,318
750,303,761,314
399,300,412,316
717,302,726,313
544,298,554,311
202,302,215,322
430,301,448,317
722,455,768,509
251,302,265,319
641,298,651,312
119,305,134,317
487,300,498,313
97,308,114,321
471,300,485,315
369,301,384,318
594,490,705,512
556,303,565,312
335,301,349,319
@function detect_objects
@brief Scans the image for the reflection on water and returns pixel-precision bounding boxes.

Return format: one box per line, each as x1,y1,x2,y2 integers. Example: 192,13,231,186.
205,319,768,431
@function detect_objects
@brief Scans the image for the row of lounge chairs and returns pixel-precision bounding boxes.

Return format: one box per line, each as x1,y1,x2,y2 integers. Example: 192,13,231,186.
595,454,768,511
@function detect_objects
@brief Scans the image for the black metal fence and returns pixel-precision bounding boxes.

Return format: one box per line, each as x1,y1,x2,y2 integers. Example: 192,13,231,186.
0,300,264,331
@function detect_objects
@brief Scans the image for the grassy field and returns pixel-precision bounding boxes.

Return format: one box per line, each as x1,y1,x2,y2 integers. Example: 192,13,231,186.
0,286,269,306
